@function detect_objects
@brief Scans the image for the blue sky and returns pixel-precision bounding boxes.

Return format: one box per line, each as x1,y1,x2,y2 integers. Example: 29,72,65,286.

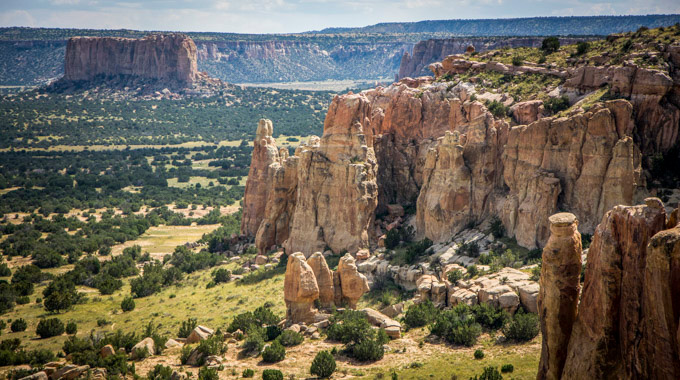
1,0,679,34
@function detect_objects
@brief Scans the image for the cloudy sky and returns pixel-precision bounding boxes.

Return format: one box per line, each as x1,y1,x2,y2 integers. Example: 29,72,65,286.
1,0,679,34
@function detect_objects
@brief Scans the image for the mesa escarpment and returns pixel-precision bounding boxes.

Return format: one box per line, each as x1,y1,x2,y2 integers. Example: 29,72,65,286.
398,36,595,80
57,34,201,90
538,199,680,379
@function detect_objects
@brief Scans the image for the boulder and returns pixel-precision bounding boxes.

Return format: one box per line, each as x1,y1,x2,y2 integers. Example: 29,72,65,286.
186,325,214,344
510,100,544,125
361,308,402,339
380,302,404,318
99,345,115,358
19,372,48,380
254,255,268,265
131,337,156,359
51,365,90,380
164,339,183,349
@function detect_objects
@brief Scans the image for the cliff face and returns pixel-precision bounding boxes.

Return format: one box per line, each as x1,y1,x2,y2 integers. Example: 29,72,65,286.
63,34,197,86
242,39,679,254
398,37,592,80
538,200,680,380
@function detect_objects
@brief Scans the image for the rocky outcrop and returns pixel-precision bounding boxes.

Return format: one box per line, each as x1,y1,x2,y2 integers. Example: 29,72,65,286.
502,100,640,248
398,37,593,80
510,100,544,125
336,253,370,308
538,199,680,379
284,252,369,323
63,34,197,86
283,253,320,324
561,199,667,379
537,213,582,380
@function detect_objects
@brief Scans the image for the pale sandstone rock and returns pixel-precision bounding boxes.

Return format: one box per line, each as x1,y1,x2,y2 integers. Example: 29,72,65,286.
537,213,582,380
337,253,370,308
307,252,335,308
186,325,214,344
510,100,544,125
99,345,115,358
284,253,320,324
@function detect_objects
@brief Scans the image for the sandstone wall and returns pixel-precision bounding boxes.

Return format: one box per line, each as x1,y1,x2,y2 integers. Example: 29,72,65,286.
63,34,197,85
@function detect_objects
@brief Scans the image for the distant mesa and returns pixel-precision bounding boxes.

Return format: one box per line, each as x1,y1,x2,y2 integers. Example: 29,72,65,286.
51,33,219,93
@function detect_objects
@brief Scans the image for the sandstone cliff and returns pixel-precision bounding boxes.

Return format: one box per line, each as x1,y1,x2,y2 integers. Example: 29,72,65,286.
62,34,198,86
538,199,680,379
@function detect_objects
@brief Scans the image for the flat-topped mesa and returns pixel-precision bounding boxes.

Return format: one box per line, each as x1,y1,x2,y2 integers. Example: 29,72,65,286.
537,213,582,380
62,34,198,87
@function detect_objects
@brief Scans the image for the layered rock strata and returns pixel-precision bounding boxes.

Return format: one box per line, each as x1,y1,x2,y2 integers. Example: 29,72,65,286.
537,213,582,380
63,34,198,86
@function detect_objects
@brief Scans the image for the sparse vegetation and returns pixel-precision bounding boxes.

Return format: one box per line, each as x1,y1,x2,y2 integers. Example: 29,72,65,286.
36,318,64,338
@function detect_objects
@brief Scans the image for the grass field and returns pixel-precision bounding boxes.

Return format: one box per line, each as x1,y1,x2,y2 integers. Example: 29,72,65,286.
110,224,221,258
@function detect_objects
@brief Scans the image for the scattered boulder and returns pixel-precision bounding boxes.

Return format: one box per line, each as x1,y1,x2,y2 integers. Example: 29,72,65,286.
360,308,402,339
186,325,214,344
164,339,183,349
99,345,115,358
131,337,156,359
255,255,268,265
50,365,90,380
380,302,404,318
19,372,48,380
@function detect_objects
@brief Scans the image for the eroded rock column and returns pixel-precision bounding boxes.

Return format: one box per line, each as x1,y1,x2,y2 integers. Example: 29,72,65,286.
537,213,582,380
284,252,320,324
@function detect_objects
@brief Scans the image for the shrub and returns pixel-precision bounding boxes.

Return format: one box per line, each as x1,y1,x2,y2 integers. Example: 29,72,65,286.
42,276,79,312
472,303,509,330
503,311,539,342
474,349,485,359
243,332,264,356
621,38,633,52
350,335,385,361
511,55,523,66
276,330,303,347
16,296,29,305
0,283,16,314
196,335,227,365
501,363,514,373
212,268,231,284
11,318,27,332
262,340,285,363
466,265,478,278
404,300,439,328
261,369,283,380
489,217,505,238
0,320,5,332
242,368,255,378
178,318,197,338
265,325,282,341
94,273,123,295
132,346,150,360
470,366,503,380
576,41,590,55
36,318,64,338
121,296,135,312
544,96,570,115
487,100,508,118
310,350,336,378
429,305,482,347
0,264,10,277
254,305,280,326
447,269,463,285
198,367,219,380
147,364,173,380
179,345,193,365
327,310,373,345
541,36,560,54
65,321,77,335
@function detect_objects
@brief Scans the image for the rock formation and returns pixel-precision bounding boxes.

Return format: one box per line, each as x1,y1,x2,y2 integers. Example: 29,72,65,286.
283,252,320,324
62,34,197,86
561,198,667,379
283,252,369,323
537,213,582,380
538,199,680,379
398,37,594,80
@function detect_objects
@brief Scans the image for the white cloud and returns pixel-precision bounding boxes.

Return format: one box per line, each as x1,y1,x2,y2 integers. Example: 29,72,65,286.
0,10,36,26
49,0,81,5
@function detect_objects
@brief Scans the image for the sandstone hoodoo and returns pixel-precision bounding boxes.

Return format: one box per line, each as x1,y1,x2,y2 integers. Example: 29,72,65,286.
59,33,199,89
538,199,680,379
283,252,369,324
537,213,582,380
